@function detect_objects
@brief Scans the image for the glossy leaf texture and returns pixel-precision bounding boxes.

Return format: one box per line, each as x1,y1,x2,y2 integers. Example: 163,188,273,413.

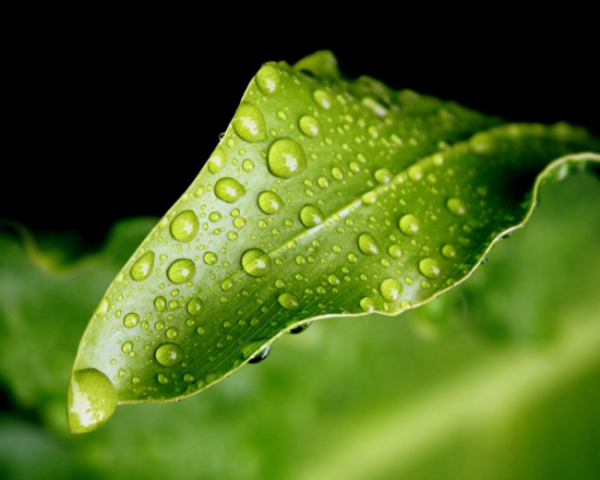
68,51,600,433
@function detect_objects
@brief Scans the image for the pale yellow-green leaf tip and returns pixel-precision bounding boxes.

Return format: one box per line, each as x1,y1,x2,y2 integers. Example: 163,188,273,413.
67,368,117,434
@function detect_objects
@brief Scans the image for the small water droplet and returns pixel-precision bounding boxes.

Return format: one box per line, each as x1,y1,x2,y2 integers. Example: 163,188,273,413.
184,373,195,382
361,192,377,205
241,249,272,277
155,296,167,312
331,167,344,181
255,64,280,95
122,341,133,353
204,252,218,265
348,253,358,263
258,191,284,214
187,297,203,315
123,312,140,329
313,90,332,109
380,278,403,302
442,244,457,259
207,146,227,173
318,176,330,189
209,212,222,223
358,233,380,255
67,369,117,434
167,259,196,284
399,214,421,236
388,244,402,258
233,217,247,229
446,198,467,216
419,258,442,278
360,297,376,312
374,168,392,184
300,205,325,228
328,274,341,286
242,159,255,172
157,373,170,385
289,322,311,334
166,327,179,339
268,138,307,178
299,115,321,137
232,102,267,143
155,343,184,367
214,177,246,203
408,165,423,182
130,251,155,281
248,344,271,364
170,210,199,242
278,292,300,310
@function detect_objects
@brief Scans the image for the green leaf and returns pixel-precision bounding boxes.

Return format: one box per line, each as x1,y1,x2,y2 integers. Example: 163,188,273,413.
68,50,600,433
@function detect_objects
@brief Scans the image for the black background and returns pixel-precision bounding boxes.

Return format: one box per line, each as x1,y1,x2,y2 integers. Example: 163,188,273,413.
3,23,598,247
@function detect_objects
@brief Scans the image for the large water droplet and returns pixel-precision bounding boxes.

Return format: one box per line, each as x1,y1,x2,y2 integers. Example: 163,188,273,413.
300,205,325,228
67,369,117,434
167,259,196,284
313,90,332,109
241,249,272,277
419,258,442,278
380,278,403,302
268,138,307,179
130,251,155,281
446,197,467,216
207,146,227,173
278,292,300,310
233,103,267,143
299,115,321,137
388,244,402,259
214,177,246,203
123,312,140,329
255,64,280,96
155,343,183,367
258,191,284,214
358,233,380,255
399,214,421,236
170,210,199,242
155,296,167,312
248,344,271,364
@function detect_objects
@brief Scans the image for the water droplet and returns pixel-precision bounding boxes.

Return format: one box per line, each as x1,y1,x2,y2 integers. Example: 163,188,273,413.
374,168,392,184
204,252,218,265
248,344,271,364
300,205,325,228
442,244,457,259
419,258,442,278
130,251,155,281
399,214,421,236
299,115,321,137
388,245,402,258
408,165,423,182
362,192,377,205
170,210,199,242
214,177,246,203
155,343,183,367
446,198,467,216
241,249,271,277
167,259,196,284
67,369,117,434
184,374,195,382
157,373,170,385
358,233,380,255
318,176,330,189
187,297,203,315
278,292,300,310
255,64,280,95
268,138,307,179
360,297,376,312
209,212,222,223
380,278,403,302
258,191,284,214
123,312,140,329
348,253,358,263
232,103,266,143
122,341,133,353
166,327,179,340
155,296,167,312
207,147,227,173
242,159,255,172
331,167,344,181
469,132,494,154
289,322,311,334
233,218,246,229
296,255,307,266
313,90,332,109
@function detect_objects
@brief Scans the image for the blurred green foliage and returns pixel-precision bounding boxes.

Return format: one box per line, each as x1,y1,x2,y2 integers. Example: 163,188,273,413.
1,171,599,479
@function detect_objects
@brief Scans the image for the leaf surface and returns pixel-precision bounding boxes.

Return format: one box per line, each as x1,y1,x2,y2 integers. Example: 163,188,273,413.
68,51,600,433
